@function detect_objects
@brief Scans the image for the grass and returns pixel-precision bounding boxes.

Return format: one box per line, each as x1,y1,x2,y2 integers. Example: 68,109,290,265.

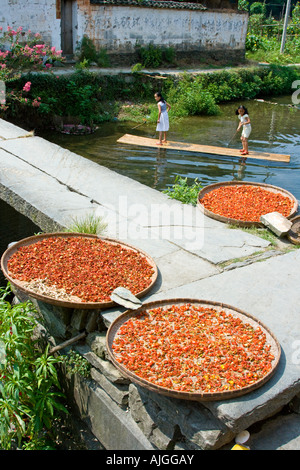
117,101,157,124
66,213,107,235
228,224,278,246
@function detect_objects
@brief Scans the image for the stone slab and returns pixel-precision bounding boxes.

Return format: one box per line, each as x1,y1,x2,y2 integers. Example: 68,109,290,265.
0,119,31,140
250,413,300,450
260,211,293,237
154,248,220,291
0,148,98,231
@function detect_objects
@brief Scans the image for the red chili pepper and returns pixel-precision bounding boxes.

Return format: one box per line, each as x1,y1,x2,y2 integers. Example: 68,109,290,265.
112,304,276,394
200,185,293,222
7,237,154,303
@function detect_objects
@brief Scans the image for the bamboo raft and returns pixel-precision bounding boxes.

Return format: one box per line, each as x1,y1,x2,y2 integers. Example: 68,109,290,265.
117,134,291,163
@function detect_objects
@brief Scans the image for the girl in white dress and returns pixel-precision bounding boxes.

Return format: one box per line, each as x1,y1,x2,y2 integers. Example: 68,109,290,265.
236,105,251,156
154,92,171,145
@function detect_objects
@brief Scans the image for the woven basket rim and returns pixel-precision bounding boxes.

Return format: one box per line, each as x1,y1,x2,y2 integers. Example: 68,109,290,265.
106,298,281,401
1,232,158,309
197,181,299,227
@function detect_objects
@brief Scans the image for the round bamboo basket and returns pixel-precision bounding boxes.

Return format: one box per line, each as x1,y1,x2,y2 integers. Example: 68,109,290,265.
287,215,300,245
1,232,158,309
197,181,298,227
106,298,281,402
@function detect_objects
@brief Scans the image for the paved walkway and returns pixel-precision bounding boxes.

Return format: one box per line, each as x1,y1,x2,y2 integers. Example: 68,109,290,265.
49,61,300,78
0,118,299,449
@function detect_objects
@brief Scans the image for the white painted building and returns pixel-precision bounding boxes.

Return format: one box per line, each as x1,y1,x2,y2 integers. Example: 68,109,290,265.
0,0,248,62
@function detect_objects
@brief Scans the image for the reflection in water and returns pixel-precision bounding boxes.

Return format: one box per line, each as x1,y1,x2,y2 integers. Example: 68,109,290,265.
154,148,168,188
38,97,300,201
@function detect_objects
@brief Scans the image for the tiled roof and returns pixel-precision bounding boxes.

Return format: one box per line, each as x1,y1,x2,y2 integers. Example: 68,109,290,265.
90,0,207,10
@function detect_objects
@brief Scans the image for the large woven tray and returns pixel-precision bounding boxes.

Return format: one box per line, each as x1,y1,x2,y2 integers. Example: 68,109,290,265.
106,298,281,401
287,215,300,245
197,181,298,227
1,232,158,309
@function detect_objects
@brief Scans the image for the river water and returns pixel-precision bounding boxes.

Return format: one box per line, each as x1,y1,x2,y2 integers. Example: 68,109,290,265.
39,96,300,202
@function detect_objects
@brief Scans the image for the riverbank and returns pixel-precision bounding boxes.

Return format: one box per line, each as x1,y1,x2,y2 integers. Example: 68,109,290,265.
0,118,300,450
3,62,300,133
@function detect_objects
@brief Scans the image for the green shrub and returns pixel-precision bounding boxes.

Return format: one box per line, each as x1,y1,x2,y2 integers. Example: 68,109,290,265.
162,47,175,64
250,2,266,17
137,44,163,68
76,35,110,67
136,44,175,67
167,75,220,117
0,284,67,450
246,33,265,52
131,62,144,73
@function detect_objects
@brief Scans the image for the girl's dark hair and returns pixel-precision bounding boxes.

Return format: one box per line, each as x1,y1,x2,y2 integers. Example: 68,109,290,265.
235,105,249,115
155,91,165,103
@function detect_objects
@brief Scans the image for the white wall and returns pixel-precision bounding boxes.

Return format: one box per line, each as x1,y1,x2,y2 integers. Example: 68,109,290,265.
76,4,248,54
0,0,61,49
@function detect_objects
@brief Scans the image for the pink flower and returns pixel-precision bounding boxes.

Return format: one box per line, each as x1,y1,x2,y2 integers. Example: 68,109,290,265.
45,63,52,68
23,81,31,92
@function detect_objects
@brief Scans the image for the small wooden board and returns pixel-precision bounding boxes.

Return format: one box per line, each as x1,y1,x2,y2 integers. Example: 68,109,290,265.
117,134,290,163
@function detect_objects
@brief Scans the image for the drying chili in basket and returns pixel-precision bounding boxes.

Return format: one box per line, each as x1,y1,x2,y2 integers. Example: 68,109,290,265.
199,185,293,222
7,236,155,303
112,304,276,394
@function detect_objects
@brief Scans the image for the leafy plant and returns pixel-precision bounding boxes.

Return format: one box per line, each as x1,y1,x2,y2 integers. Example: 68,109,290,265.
0,284,67,449
63,350,91,378
163,176,203,206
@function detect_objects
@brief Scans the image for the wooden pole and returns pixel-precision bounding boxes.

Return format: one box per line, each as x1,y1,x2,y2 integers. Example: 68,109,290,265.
280,0,292,53
49,331,86,355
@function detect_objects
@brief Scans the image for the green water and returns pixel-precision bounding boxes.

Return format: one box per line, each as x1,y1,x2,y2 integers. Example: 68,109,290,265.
39,96,300,201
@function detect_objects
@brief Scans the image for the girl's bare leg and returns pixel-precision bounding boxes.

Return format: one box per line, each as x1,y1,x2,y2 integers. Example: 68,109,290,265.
163,132,167,143
156,131,163,145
